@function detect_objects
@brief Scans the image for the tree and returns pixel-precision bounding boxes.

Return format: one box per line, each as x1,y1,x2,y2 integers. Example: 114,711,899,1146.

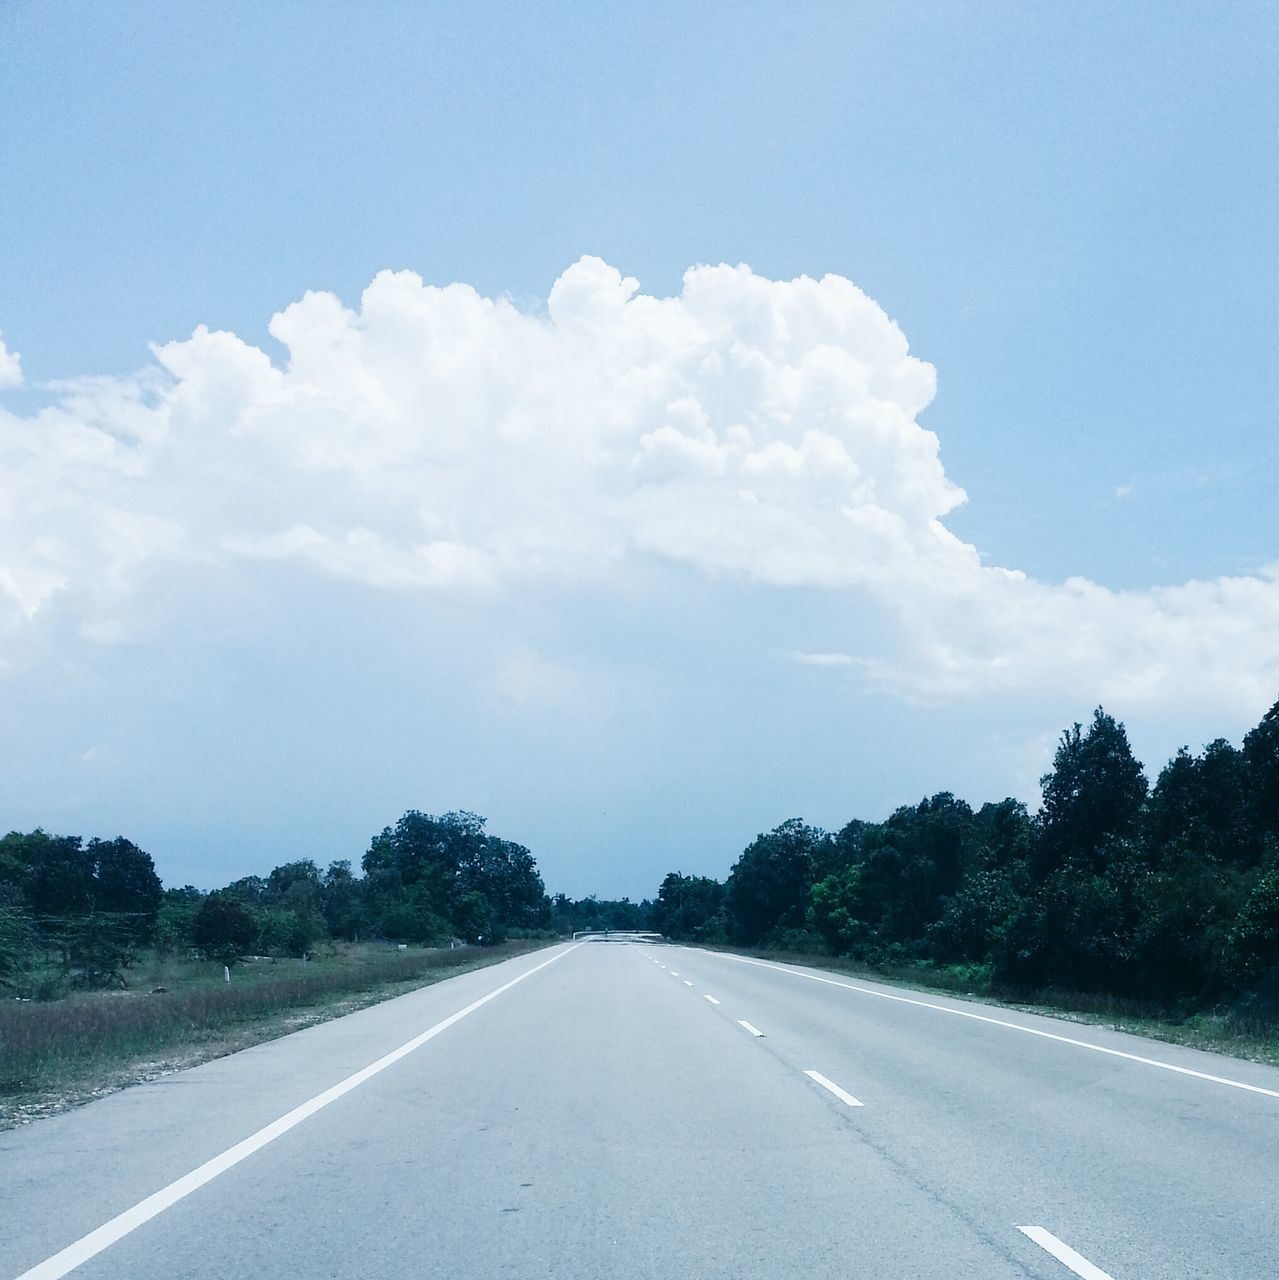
89,837,163,944
1224,870,1279,991
1036,708,1148,877
653,873,724,942
194,895,258,964
808,865,866,955
1242,697,1279,847
855,794,974,949
0,903,35,988
724,819,833,945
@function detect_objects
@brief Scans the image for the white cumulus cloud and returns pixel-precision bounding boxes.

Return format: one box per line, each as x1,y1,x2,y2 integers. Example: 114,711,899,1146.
0,258,1276,720
0,333,22,389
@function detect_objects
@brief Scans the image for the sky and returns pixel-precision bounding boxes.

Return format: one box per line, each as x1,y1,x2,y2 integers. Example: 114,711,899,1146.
2,1,1277,898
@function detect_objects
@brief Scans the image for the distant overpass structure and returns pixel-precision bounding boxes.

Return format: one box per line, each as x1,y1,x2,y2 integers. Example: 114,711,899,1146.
571,930,666,943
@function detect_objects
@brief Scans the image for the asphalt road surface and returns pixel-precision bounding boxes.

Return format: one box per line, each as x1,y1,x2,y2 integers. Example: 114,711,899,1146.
3,941,1278,1279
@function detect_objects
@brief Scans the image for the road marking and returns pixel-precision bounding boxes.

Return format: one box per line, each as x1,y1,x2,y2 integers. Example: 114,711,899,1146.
13,944,585,1280
804,1069,864,1107
708,953,1279,1102
683,980,694,987
1018,1226,1116,1280
703,994,721,1005
738,1020,765,1037
670,971,679,976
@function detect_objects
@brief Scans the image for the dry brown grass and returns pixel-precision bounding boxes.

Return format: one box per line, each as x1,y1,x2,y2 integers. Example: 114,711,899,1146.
0,940,549,1124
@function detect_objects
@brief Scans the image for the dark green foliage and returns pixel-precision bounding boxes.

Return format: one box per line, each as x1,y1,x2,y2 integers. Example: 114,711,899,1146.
1242,702,1279,845
653,873,724,942
0,904,36,987
1036,708,1148,877
724,818,833,945
88,838,163,943
1224,869,1279,990
657,696,1279,1029
153,889,203,956
194,894,259,964
807,865,865,955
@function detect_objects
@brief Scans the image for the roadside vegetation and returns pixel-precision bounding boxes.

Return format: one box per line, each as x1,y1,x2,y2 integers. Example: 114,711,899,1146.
0,807,648,1123
0,940,547,1126
652,698,1279,1059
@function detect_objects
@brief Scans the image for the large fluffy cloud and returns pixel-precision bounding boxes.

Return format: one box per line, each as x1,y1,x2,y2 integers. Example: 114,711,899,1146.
1,258,1276,713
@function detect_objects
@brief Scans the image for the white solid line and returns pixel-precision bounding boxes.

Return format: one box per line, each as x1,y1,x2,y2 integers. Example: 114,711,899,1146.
1018,1226,1116,1280
703,994,721,1005
804,1069,864,1107
683,980,694,987
707,953,1279,1102
14,944,585,1280
738,1020,765,1037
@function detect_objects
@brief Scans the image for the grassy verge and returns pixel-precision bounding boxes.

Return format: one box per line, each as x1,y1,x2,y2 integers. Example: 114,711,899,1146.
702,944,1279,1069
0,940,553,1128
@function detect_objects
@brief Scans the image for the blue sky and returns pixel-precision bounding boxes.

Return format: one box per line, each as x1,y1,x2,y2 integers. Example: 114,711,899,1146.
2,2,1277,897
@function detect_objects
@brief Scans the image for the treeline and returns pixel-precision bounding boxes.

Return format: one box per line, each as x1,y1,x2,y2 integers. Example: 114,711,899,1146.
654,701,1279,1022
0,809,640,995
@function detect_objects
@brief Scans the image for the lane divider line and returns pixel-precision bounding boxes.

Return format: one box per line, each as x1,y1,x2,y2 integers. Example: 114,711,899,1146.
1018,1226,1116,1280
804,1069,864,1107
13,943,586,1280
708,953,1279,1102
738,1020,765,1037
683,980,694,987
703,994,721,1005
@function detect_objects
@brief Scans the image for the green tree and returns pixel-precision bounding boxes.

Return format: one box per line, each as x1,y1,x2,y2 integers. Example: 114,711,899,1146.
1036,708,1148,878
1224,869,1279,991
653,873,724,941
89,837,163,944
1242,697,1279,847
808,865,866,955
193,894,259,964
0,903,36,988
724,819,833,945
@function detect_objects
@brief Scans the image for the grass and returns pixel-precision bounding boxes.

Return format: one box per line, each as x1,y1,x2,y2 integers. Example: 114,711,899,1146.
0,940,552,1127
703,944,1279,1069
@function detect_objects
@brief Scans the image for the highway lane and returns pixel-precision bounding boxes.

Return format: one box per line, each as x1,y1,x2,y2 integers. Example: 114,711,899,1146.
663,945,1279,1279
2,941,1276,1279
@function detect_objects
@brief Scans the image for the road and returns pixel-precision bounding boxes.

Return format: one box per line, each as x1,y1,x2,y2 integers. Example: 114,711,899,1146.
2,941,1277,1279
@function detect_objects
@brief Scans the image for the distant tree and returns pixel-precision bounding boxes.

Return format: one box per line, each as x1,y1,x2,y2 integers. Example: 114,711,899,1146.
19,831,95,921
454,890,499,944
194,894,259,964
322,860,368,940
1224,869,1279,991
89,837,163,943
808,865,866,955
724,819,833,945
153,888,203,956
653,873,724,941
1146,741,1251,867
855,794,974,948
0,903,36,987
1036,708,1148,877
1242,697,1279,847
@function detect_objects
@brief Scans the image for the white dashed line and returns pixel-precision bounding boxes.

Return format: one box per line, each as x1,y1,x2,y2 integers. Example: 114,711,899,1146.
1018,1227,1116,1280
738,1020,765,1037
703,995,720,1005
683,980,694,987
709,952,1279,1102
803,1069,863,1107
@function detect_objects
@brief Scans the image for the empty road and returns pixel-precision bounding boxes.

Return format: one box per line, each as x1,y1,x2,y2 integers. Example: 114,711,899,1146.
3,941,1277,1279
